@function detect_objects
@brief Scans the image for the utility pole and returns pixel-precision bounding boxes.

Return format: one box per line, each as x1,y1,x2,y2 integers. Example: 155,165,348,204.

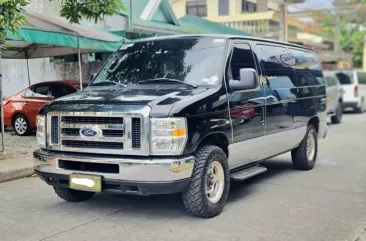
334,0,342,52
279,0,288,42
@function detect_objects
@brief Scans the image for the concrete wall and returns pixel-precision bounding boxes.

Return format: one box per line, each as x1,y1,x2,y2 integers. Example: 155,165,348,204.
1,0,103,97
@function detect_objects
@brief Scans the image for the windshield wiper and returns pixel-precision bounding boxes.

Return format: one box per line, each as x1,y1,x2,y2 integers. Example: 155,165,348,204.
138,78,197,88
91,80,127,88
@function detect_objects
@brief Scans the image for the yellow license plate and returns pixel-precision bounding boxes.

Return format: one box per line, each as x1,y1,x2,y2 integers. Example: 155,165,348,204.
69,174,102,192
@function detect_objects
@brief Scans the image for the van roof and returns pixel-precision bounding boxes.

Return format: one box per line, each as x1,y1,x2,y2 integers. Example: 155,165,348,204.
133,34,314,52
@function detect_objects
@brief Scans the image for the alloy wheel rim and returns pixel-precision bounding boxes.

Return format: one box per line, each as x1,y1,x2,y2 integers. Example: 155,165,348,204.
15,117,27,134
306,133,316,161
206,161,225,204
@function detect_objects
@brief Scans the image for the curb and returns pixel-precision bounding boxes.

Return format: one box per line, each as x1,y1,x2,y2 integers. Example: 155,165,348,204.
0,167,34,183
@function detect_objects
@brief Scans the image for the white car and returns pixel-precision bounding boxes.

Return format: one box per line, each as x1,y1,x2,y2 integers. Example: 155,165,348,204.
327,70,366,113
323,71,344,124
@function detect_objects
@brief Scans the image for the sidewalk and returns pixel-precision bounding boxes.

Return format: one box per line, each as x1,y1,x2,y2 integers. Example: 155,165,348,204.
0,152,34,183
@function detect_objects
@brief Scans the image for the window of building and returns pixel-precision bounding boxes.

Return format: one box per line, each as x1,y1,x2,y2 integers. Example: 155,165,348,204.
218,0,229,16
242,0,256,13
186,0,207,17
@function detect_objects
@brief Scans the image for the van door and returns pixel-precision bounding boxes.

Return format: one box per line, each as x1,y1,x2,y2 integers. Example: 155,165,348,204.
227,42,266,169
256,44,298,156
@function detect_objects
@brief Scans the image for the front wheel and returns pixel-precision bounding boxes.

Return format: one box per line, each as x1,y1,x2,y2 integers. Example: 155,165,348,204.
54,187,95,202
331,103,342,124
13,114,31,136
182,145,230,218
291,125,318,170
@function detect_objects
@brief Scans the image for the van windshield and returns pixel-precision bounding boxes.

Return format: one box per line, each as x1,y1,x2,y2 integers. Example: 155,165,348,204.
91,37,227,88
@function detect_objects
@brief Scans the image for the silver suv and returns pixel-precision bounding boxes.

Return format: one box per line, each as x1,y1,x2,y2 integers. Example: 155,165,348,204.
323,71,344,124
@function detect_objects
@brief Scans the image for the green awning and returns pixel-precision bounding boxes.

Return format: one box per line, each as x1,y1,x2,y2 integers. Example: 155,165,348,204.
179,14,251,36
3,11,130,59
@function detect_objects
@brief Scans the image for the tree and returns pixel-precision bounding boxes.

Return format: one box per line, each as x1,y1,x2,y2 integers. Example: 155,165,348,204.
0,0,126,47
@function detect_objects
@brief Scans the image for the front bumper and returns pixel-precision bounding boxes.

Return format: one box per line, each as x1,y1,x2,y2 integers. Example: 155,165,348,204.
34,149,194,194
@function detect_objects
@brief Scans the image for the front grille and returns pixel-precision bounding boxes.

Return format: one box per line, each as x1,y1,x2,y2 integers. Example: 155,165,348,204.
51,116,59,144
62,128,79,136
48,112,146,155
62,116,123,124
103,129,124,137
132,118,141,149
61,128,124,138
62,140,123,149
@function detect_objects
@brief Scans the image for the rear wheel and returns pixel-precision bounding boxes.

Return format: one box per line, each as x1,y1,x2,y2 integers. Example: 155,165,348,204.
182,145,230,218
331,103,342,124
291,125,318,170
355,99,364,113
13,114,31,136
53,187,95,202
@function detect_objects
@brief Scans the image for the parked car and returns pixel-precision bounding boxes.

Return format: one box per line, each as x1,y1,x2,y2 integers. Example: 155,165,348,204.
323,71,344,124
3,80,86,136
326,70,366,113
33,35,327,218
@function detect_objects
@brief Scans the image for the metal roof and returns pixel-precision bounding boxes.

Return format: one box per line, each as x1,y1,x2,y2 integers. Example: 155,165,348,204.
132,34,314,51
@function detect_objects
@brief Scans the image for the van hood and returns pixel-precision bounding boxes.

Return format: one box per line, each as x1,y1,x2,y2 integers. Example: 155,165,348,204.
39,85,215,117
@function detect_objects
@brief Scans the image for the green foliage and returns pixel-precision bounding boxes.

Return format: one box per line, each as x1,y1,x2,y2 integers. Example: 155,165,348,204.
0,0,30,47
56,0,126,24
339,22,365,68
0,0,126,48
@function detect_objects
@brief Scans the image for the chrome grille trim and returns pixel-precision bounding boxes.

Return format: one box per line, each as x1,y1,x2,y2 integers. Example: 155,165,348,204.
46,107,150,155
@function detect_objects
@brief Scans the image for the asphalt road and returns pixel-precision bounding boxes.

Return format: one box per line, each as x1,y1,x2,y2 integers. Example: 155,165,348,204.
0,114,365,241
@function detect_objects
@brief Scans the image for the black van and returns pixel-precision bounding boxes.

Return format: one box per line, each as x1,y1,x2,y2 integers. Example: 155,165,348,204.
34,35,327,218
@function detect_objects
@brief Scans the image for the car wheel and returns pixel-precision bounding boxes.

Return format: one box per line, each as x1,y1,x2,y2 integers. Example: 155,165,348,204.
355,99,364,113
54,187,95,202
182,145,230,218
13,114,31,136
291,125,318,170
331,104,342,124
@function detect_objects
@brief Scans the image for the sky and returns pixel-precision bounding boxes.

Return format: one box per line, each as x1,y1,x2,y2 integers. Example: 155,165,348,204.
288,0,334,22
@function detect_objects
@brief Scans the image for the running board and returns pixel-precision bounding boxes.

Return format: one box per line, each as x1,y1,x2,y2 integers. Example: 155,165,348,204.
230,165,267,181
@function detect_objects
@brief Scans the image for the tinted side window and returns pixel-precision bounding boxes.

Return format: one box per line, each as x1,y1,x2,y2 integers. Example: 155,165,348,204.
50,84,76,98
24,84,50,98
288,48,324,86
257,44,296,89
229,43,257,81
357,72,366,85
325,76,336,87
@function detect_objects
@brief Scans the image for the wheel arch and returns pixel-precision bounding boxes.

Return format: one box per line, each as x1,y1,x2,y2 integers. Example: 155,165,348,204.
195,132,230,158
308,116,319,133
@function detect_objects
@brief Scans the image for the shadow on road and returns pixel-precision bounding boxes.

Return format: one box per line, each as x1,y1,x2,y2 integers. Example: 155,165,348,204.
48,159,296,218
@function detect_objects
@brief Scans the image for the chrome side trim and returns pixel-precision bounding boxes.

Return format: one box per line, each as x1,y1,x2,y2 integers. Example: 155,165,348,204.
228,127,307,169
34,149,194,182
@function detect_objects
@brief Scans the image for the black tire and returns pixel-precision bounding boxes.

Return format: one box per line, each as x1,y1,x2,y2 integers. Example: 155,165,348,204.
355,99,364,113
331,103,342,124
182,145,230,218
291,125,318,170
12,114,31,136
53,187,95,202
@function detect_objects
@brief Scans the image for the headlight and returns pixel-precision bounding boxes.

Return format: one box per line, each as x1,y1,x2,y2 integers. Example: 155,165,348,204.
150,118,187,155
36,115,46,148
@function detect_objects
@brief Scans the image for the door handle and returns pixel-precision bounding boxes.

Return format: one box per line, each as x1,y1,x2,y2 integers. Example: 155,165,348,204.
23,102,29,106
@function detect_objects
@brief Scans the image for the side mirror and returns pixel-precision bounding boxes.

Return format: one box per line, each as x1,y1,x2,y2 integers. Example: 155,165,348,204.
90,73,97,83
229,68,259,92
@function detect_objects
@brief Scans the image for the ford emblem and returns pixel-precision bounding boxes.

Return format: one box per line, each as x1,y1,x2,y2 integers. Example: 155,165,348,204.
80,127,102,138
